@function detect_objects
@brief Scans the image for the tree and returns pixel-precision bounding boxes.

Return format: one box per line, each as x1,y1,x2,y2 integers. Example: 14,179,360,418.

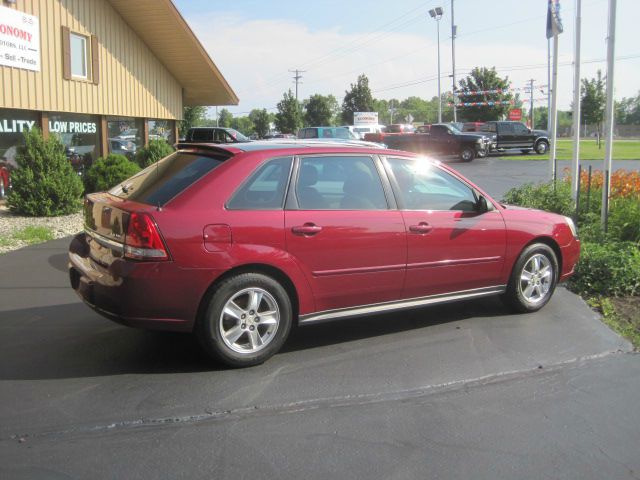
249,109,272,138
231,116,254,136
615,91,640,125
456,67,513,122
275,90,303,134
7,128,83,216
304,94,339,126
342,74,375,125
581,70,606,144
218,108,233,128
179,106,206,137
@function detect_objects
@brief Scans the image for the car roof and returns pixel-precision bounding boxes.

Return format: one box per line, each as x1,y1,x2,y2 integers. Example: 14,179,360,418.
174,140,408,156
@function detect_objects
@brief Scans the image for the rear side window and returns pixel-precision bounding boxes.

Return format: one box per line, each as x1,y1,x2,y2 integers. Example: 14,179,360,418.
109,152,227,206
227,157,293,210
190,129,213,142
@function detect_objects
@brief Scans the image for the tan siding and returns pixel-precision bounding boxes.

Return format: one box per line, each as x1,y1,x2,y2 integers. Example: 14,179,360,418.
1,0,182,119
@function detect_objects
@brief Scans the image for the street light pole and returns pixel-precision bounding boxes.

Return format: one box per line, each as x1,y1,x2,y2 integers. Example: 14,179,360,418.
429,7,444,123
451,0,457,122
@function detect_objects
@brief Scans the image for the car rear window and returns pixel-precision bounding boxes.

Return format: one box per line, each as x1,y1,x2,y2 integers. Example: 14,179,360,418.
109,151,228,206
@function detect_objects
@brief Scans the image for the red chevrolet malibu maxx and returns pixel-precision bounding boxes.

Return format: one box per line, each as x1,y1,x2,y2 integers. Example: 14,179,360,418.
69,141,580,367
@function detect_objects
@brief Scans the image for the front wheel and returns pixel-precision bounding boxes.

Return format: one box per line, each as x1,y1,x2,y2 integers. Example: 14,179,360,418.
534,140,549,155
502,243,558,313
196,273,293,367
459,147,475,162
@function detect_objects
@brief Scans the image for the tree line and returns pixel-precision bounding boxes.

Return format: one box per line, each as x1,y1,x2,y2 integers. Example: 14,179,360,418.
180,67,637,138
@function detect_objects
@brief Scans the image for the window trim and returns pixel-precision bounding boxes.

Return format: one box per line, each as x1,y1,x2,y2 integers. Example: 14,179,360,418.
62,26,99,84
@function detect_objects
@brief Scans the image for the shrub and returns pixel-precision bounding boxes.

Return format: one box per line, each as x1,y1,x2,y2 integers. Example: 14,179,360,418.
84,154,141,193
608,196,640,243
134,139,174,168
568,242,640,297
7,128,83,216
502,181,574,216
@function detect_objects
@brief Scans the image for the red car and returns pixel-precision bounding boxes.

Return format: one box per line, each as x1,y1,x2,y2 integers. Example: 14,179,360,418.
69,141,580,367
0,159,13,199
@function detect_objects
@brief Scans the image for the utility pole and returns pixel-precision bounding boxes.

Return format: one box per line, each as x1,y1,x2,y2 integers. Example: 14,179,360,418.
601,0,617,230
451,0,457,122
529,79,535,128
289,69,305,101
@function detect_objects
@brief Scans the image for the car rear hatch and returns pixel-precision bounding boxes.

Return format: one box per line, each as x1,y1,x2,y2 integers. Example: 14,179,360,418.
81,147,234,267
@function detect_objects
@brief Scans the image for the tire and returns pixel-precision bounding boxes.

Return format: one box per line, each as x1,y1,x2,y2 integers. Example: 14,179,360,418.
502,243,558,313
196,273,293,367
459,147,475,162
534,140,549,155
0,178,5,199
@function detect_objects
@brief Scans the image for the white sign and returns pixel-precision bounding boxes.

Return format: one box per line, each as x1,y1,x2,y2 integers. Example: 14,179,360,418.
0,118,35,133
354,112,378,125
0,5,40,72
49,121,97,134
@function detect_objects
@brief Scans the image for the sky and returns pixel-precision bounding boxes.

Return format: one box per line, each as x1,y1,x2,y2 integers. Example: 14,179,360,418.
173,0,640,119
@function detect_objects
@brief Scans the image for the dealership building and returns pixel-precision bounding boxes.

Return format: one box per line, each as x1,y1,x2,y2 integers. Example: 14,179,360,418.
0,0,238,165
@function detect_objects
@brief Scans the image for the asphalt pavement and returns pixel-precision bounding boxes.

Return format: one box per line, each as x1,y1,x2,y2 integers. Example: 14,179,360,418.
1,159,640,479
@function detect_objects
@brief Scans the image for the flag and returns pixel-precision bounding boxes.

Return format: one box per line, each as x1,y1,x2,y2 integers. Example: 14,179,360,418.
546,0,563,39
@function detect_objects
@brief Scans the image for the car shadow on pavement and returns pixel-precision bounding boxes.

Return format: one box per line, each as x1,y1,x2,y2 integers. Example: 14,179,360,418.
0,296,511,380
282,295,510,353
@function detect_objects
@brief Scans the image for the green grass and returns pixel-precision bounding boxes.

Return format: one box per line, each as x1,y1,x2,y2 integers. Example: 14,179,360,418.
498,139,640,160
0,226,55,252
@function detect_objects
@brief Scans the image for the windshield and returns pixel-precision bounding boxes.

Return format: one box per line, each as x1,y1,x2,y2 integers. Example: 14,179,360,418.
448,124,462,134
228,128,250,142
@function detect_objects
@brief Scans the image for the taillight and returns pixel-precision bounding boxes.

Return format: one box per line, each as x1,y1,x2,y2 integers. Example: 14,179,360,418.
124,212,169,261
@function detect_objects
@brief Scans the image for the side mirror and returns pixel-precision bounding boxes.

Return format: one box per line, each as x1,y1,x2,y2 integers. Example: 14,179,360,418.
476,195,489,213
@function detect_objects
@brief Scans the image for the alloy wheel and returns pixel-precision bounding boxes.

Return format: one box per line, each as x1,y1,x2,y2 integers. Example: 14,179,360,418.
218,287,280,354
518,253,553,304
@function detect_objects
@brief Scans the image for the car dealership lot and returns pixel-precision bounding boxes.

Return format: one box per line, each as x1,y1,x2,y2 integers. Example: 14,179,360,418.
1,158,640,479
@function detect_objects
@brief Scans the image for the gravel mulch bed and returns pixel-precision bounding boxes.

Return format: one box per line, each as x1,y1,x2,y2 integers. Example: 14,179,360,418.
0,202,83,254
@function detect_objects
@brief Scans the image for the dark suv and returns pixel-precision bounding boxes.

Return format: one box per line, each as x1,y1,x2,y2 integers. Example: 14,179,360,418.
184,127,251,144
480,121,549,154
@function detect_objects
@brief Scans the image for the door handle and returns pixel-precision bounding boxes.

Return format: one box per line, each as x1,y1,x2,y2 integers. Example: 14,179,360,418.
292,223,323,235
409,222,433,234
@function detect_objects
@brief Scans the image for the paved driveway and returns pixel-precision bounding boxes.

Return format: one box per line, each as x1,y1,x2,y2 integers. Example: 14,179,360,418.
1,241,637,479
1,159,639,479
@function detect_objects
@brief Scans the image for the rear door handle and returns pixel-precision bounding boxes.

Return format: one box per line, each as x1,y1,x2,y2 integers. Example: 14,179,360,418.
292,223,323,235
409,222,433,234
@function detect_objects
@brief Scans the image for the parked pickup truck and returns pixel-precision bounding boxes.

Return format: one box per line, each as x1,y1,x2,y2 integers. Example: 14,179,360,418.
365,123,493,161
480,121,549,154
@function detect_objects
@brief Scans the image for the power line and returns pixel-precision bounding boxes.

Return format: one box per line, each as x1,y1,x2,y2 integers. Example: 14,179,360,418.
289,69,305,101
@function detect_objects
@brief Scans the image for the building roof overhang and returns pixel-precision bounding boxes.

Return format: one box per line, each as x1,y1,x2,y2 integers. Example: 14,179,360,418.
107,0,239,107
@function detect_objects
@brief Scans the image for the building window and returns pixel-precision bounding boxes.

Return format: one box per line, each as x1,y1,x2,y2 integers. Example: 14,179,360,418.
70,33,89,79
107,118,144,160
62,26,99,84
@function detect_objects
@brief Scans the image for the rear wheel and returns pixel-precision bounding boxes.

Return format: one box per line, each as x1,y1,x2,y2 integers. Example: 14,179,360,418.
196,273,293,367
503,243,558,313
534,140,549,155
460,147,475,162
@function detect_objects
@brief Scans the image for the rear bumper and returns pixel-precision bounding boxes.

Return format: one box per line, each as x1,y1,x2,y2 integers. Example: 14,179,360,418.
68,233,214,332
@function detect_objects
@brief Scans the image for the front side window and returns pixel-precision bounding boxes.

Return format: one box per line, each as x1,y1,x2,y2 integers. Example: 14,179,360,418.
387,157,478,212
70,33,89,78
295,156,388,210
227,157,293,210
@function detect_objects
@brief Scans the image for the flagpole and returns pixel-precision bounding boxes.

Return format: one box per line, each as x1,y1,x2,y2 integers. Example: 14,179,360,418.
571,0,582,201
549,34,559,182
601,0,617,230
